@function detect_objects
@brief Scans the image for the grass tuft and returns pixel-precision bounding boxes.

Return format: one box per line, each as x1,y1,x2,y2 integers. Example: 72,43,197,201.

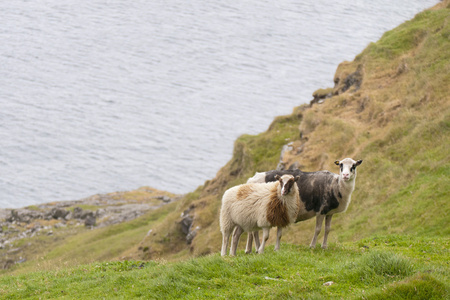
365,273,448,300
352,251,414,284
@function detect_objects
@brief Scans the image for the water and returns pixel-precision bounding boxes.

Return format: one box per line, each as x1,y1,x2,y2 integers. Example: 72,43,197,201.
0,0,437,208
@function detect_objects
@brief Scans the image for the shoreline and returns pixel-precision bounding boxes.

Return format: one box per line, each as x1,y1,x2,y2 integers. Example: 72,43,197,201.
0,187,181,270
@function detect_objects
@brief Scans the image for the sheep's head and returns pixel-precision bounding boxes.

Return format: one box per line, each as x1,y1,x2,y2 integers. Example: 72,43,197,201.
334,158,363,182
275,174,300,195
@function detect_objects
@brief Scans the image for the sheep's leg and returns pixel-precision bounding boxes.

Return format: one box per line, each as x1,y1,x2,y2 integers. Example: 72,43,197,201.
253,231,261,252
274,227,283,251
245,231,261,253
310,214,325,249
322,215,333,249
221,226,234,256
258,228,270,254
230,226,244,256
231,226,242,254
245,231,253,254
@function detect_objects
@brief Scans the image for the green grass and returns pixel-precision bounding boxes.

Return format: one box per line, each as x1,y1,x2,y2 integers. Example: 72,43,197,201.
215,106,302,191
0,235,447,299
360,9,450,61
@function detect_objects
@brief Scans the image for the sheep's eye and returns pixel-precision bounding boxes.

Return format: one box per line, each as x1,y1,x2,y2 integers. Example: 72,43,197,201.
340,164,343,171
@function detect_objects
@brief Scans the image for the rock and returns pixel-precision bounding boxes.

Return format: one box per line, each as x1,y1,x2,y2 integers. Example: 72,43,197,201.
2,259,14,269
161,196,171,203
64,211,73,220
154,195,172,203
342,70,362,92
84,213,96,227
288,161,301,170
16,258,26,264
179,215,193,235
186,226,199,245
95,208,106,218
276,143,294,171
72,207,84,219
6,211,17,223
276,161,287,171
93,204,152,227
179,205,199,244
71,207,96,221
7,209,43,223
334,64,363,94
181,205,195,218
49,208,69,220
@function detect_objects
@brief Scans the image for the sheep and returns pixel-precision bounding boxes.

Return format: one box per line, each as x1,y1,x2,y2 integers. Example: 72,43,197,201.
220,174,300,256
241,158,362,250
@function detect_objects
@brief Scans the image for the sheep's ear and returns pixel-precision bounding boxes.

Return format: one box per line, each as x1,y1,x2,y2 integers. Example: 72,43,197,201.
275,175,281,181
356,159,363,166
334,160,340,166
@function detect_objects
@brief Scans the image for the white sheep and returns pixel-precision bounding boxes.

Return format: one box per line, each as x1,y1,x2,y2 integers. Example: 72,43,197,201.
220,174,300,256
243,158,362,250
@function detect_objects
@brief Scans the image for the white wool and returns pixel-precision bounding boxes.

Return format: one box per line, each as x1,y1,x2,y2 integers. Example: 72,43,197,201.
220,175,299,256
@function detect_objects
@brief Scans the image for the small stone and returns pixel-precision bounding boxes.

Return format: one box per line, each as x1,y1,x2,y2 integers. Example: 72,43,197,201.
84,214,96,227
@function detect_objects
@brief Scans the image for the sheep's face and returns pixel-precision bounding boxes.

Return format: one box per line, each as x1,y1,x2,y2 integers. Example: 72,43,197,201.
334,158,363,182
275,174,299,195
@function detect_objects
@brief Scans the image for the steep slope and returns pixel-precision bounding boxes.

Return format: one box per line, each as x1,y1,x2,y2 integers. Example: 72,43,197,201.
2,2,448,275
128,1,449,261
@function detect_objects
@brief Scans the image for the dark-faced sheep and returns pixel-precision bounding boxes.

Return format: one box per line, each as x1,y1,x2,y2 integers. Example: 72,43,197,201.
243,158,362,250
220,174,300,256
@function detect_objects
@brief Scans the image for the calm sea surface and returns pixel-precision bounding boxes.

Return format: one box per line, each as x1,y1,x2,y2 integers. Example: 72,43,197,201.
0,0,437,208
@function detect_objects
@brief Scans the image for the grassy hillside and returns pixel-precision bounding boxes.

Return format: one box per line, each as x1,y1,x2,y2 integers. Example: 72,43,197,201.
127,0,449,260
0,1,448,298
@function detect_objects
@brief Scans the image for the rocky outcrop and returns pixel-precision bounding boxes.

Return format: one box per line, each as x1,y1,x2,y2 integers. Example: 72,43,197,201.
179,205,198,245
334,64,364,94
0,188,181,269
310,88,334,106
